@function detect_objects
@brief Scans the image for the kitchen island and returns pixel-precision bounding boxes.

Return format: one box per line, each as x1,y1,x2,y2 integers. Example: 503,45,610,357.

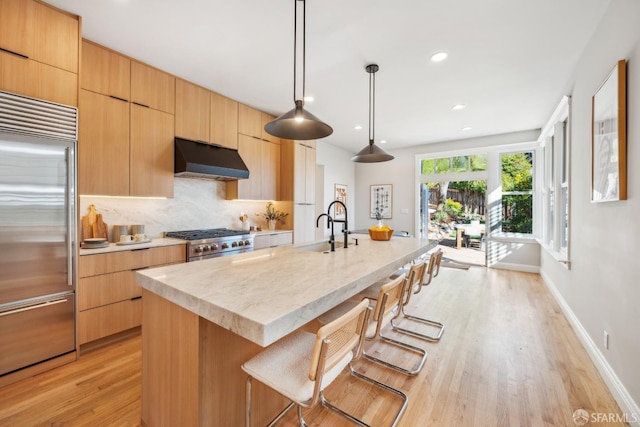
136,235,435,426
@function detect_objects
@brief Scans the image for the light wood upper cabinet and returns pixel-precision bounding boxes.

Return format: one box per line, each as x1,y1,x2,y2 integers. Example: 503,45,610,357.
238,104,262,138
81,40,130,101
262,140,280,201
261,113,280,144
0,0,79,73
175,78,210,143
210,91,238,149
31,1,79,73
0,0,79,105
226,135,279,200
131,61,175,114
0,0,31,59
130,104,174,197
0,49,77,106
78,89,130,196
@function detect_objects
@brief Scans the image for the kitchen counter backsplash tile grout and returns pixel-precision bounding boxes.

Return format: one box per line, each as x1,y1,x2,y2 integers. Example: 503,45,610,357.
79,178,292,240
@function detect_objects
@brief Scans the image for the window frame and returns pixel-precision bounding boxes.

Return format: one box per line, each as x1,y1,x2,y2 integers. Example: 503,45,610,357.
538,96,571,265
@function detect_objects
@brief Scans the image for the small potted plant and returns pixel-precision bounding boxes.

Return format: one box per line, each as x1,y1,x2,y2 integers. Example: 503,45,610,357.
258,202,288,231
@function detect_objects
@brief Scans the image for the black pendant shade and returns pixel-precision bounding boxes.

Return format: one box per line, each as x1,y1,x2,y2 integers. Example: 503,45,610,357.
264,100,333,140
351,64,394,163
264,0,332,141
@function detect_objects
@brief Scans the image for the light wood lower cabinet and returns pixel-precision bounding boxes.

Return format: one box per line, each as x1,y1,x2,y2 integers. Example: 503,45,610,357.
78,245,186,345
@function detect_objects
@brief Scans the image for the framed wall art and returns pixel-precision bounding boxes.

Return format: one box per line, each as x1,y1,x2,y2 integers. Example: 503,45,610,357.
370,184,392,219
592,59,627,202
333,184,347,219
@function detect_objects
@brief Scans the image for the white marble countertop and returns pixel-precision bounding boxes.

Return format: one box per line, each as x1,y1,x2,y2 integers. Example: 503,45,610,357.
136,235,436,347
79,237,186,256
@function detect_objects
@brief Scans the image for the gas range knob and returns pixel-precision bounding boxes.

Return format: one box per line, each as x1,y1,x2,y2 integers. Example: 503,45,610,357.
210,244,218,251
221,243,229,249
244,240,251,246
203,245,211,251
194,245,204,253
231,241,238,248
237,241,244,246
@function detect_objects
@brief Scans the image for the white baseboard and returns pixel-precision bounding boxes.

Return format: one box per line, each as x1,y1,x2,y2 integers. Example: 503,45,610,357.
540,270,640,423
489,262,540,274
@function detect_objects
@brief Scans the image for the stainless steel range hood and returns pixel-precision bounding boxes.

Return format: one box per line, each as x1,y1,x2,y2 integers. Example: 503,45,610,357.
174,137,249,181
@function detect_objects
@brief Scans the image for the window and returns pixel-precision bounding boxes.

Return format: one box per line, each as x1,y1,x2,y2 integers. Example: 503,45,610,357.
420,154,487,175
501,152,533,234
539,96,570,261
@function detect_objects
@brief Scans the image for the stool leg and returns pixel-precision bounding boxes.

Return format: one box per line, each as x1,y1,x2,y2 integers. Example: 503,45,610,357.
246,376,252,427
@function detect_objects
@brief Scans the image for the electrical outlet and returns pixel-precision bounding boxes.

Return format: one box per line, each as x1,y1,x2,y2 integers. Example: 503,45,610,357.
604,331,609,349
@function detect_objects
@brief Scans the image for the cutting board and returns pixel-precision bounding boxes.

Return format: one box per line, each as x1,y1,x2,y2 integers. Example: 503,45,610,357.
81,204,108,240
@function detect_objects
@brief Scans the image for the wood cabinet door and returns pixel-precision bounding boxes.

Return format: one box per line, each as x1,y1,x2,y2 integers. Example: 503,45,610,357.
236,134,262,199
238,103,261,138
0,50,78,106
261,141,280,201
81,40,130,101
210,91,238,149
131,61,175,114
78,89,130,196
0,0,31,58
175,79,209,142
261,112,281,144
130,104,175,197
31,1,79,73
0,0,79,73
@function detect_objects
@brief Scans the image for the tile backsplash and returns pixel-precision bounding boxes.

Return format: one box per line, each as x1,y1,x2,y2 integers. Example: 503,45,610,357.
80,178,292,241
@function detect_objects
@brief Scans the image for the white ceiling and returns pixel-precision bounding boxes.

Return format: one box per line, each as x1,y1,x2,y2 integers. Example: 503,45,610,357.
48,0,610,154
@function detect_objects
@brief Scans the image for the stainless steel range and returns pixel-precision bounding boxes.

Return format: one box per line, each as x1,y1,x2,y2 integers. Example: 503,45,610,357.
165,228,253,261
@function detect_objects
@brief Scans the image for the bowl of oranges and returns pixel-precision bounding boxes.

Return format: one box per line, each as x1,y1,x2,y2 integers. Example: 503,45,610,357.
369,224,394,241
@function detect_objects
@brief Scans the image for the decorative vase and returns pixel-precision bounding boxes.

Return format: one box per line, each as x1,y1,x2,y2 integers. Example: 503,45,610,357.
268,220,276,231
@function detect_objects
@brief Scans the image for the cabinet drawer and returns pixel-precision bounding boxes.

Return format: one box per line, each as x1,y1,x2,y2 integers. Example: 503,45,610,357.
79,245,186,277
78,270,140,311
78,298,142,345
0,50,78,106
271,232,292,247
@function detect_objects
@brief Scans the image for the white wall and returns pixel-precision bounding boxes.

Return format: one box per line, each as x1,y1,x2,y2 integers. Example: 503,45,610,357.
315,142,356,237
540,0,640,415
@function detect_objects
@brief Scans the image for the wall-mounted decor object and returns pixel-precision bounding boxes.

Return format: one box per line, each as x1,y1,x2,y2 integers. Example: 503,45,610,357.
333,184,347,219
592,59,626,202
370,184,392,219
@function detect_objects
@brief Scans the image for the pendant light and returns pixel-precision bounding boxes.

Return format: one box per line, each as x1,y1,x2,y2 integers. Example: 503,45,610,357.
351,64,394,163
264,0,332,140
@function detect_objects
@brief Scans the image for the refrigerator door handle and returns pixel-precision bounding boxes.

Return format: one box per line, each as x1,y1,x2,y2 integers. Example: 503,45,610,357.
66,146,73,287
0,298,68,317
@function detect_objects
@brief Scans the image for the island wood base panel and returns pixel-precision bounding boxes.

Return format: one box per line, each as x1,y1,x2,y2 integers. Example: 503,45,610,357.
141,289,292,426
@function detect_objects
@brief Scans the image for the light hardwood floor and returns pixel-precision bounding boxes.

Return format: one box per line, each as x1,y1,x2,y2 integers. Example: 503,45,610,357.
0,267,626,426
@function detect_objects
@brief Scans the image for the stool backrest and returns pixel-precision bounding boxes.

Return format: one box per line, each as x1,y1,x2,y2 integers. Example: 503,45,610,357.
309,298,370,381
373,274,406,324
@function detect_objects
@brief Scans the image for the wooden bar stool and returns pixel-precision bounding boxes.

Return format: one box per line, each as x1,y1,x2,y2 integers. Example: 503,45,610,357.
242,298,408,427
319,274,427,377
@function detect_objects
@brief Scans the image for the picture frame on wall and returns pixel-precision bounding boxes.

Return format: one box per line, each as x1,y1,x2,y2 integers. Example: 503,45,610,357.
333,184,347,219
370,184,392,219
592,59,627,202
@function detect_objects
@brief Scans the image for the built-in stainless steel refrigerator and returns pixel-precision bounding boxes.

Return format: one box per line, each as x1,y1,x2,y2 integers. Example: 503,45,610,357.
0,91,77,377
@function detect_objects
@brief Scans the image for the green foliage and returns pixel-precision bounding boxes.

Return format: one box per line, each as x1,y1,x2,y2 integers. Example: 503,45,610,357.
502,152,533,191
449,180,486,193
259,202,288,224
444,198,462,218
502,194,533,233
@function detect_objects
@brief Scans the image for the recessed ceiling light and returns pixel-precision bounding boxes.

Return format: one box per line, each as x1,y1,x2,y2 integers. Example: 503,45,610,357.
462,126,472,131
380,140,387,144
452,104,466,110
430,52,448,62
303,96,314,102
354,125,363,130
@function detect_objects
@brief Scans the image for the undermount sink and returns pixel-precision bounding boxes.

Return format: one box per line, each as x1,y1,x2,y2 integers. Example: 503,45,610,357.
295,241,355,253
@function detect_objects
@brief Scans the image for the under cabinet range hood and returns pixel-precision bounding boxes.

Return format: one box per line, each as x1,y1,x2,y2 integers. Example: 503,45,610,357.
174,137,249,181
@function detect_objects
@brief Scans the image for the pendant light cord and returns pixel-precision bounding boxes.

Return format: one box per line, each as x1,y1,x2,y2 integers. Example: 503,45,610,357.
369,68,375,145
293,0,306,103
